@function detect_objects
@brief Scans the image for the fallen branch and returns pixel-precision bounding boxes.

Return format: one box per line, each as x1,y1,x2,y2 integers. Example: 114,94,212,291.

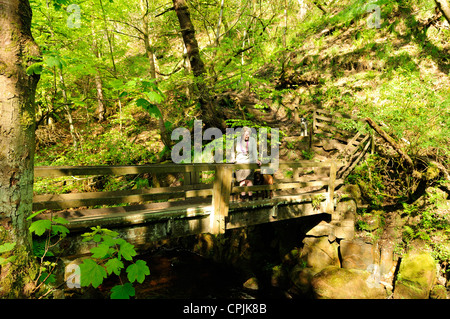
365,117,414,169
366,117,450,193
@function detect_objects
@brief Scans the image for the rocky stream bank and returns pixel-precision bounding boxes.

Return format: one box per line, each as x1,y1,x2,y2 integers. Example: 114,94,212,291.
181,184,450,299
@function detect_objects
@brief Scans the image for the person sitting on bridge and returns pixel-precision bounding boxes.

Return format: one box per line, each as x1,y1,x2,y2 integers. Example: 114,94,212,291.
233,126,261,202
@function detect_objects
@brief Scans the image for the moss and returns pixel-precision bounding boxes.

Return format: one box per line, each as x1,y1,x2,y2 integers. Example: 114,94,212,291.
394,251,437,299
0,226,39,298
20,109,34,128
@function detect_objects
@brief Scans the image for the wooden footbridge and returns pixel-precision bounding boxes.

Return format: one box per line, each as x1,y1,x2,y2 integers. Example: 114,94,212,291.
32,109,373,256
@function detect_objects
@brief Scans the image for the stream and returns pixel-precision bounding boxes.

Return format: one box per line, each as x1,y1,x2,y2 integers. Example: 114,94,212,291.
81,248,287,300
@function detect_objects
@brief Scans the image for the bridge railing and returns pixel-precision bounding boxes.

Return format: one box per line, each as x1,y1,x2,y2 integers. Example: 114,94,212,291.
33,163,217,211
33,160,344,235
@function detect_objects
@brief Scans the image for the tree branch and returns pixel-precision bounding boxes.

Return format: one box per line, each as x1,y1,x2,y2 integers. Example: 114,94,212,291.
155,6,175,17
365,117,415,169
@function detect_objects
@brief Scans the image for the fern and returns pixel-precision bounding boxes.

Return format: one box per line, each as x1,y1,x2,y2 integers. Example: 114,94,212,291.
402,225,415,243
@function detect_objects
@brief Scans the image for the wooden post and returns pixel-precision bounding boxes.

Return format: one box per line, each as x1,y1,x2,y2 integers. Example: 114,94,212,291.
309,110,316,150
220,165,232,218
211,165,231,234
327,161,337,216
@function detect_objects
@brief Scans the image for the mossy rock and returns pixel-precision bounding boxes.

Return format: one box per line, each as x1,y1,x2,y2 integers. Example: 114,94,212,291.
430,285,448,299
310,266,386,299
394,251,437,299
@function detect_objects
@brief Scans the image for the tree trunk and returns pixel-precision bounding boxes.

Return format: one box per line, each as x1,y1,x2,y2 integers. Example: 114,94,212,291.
140,0,158,80
435,0,450,25
172,0,206,78
0,0,41,297
59,69,77,149
172,0,225,129
92,29,106,122
94,73,106,122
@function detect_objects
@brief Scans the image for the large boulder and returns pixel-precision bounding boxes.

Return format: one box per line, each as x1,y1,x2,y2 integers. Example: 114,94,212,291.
394,251,437,299
290,266,321,295
340,239,379,271
300,236,340,269
311,266,386,299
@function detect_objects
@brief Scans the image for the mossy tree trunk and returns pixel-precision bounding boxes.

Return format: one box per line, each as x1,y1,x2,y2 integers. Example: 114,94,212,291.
172,0,225,129
0,0,41,298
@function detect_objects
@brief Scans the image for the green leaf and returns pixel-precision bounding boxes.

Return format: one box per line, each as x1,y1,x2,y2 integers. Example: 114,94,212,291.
105,258,124,276
27,210,46,221
135,98,162,119
118,241,136,261
37,272,56,285
26,62,43,75
126,260,150,284
110,283,135,299
145,91,164,104
52,216,69,224
93,234,102,243
0,242,16,254
90,243,111,259
51,225,70,237
44,55,63,69
29,219,52,236
79,259,107,288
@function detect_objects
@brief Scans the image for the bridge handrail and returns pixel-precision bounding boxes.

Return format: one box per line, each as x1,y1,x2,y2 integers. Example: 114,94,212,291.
33,160,343,234
34,161,345,177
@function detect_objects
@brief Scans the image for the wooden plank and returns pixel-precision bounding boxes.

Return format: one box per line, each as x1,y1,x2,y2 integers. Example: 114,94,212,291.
33,184,213,210
340,137,372,180
345,134,370,161
35,197,212,220
34,161,346,178
272,176,329,183
227,197,329,229
315,114,333,122
342,131,363,154
232,180,329,193
64,204,213,232
34,163,218,178
228,191,326,210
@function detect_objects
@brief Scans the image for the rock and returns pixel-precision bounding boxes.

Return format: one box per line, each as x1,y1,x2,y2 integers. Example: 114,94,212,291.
271,264,287,288
300,236,340,269
340,239,380,271
332,219,355,240
393,251,437,299
361,210,383,231
339,184,363,206
335,198,357,221
305,221,334,237
379,246,395,278
243,277,259,291
311,266,386,299
290,266,321,295
430,285,448,299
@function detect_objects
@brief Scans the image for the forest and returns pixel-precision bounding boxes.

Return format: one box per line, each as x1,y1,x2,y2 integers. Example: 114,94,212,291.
1,0,450,300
